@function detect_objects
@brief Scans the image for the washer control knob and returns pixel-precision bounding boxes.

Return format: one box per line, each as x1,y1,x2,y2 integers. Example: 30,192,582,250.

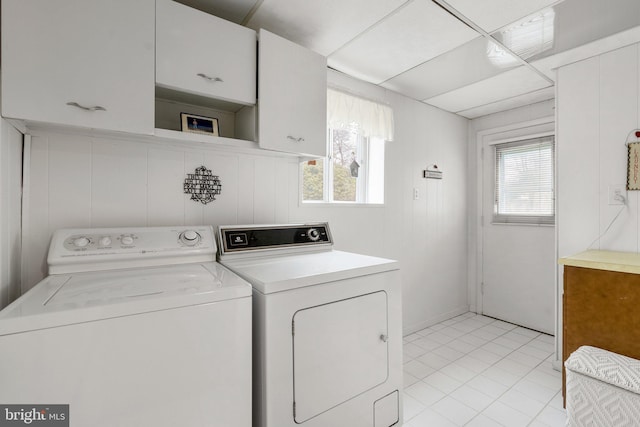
307,228,320,241
73,237,90,248
99,236,112,247
180,230,201,246
121,235,135,246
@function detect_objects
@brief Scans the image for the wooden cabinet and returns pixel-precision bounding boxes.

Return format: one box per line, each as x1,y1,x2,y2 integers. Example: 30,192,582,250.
258,29,327,157
560,250,640,400
1,0,155,135
156,0,256,106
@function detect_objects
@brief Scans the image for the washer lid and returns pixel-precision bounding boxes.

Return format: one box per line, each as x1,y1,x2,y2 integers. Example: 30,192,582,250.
0,262,251,335
220,250,398,294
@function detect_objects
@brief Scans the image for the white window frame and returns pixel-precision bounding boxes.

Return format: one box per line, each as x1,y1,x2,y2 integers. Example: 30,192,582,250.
300,127,383,205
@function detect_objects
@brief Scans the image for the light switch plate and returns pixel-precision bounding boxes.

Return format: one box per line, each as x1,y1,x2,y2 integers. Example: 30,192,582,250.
608,185,626,205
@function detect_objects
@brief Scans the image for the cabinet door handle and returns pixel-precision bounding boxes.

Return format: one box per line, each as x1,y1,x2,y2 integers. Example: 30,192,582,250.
66,102,106,112
380,334,388,343
287,135,305,143
197,73,223,83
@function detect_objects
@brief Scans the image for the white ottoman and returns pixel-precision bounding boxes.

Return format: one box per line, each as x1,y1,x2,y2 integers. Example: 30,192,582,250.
565,346,640,426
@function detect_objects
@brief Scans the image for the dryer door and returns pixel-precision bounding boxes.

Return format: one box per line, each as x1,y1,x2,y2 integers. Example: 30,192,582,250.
292,291,388,423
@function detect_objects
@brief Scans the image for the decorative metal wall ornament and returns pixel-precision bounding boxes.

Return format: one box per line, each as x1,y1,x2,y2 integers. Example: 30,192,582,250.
184,166,222,204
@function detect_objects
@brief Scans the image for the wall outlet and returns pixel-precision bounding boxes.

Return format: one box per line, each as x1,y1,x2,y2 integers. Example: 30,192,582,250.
608,185,626,205
413,188,419,200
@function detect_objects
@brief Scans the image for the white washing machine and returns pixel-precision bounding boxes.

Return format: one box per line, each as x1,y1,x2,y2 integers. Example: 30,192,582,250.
0,226,252,427
217,223,403,427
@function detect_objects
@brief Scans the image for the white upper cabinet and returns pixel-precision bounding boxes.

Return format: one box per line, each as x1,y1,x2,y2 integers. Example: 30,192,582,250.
156,0,257,106
258,30,327,157
1,0,155,135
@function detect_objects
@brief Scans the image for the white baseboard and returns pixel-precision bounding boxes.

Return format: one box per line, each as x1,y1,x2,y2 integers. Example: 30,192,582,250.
403,305,470,336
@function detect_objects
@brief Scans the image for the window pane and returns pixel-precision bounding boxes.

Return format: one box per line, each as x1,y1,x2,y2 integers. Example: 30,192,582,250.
494,137,554,224
302,159,325,201
332,128,359,202
367,137,385,204
300,124,386,204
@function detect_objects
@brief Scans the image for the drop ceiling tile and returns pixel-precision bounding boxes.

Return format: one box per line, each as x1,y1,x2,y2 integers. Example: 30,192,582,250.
246,0,408,56
457,86,555,119
328,0,479,84
531,26,640,80
442,0,560,33
381,36,520,100
423,66,552,113
497,0,640,63
175,0,257,24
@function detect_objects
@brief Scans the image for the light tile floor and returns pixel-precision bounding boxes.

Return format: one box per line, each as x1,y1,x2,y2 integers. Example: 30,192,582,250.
403,312,566,427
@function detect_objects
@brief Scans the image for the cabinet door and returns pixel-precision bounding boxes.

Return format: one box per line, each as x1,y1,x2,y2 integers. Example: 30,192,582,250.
156,0,256,106
1,0,155,134
292,291,388,423
258,30,327,157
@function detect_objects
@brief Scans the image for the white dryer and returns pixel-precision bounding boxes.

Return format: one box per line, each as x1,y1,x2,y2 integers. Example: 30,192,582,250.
0,226,252,427
217,223,402,427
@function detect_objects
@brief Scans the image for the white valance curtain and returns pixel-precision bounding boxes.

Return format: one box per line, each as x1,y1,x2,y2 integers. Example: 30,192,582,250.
327,88,394,141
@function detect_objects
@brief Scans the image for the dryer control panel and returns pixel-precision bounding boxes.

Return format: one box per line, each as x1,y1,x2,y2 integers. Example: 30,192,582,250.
218,223,332,257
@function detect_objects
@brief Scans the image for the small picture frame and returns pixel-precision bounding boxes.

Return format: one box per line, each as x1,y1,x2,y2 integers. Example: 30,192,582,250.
180,113,219,136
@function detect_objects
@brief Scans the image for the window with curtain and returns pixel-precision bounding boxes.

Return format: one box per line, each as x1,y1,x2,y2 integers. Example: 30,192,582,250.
493,136,555,225
301,88,393,204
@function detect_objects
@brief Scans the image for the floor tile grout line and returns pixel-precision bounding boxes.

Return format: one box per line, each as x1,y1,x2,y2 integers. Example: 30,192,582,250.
403,313,564,427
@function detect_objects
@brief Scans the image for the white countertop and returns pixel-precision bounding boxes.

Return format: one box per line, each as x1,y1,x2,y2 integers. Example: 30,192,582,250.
559,250,640,274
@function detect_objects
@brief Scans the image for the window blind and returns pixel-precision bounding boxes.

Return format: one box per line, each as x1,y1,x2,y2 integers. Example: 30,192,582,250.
494,136,555,225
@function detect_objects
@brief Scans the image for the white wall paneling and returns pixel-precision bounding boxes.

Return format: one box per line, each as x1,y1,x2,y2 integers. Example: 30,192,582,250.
93,140,149,227
25,136,50,287
0,119,23,309
46,135,92,232
236,157,256,225
274,160,291,224
22,130,294,289
597,47,639,251
252,157,277,224
148,148,186,226
556,42,640,366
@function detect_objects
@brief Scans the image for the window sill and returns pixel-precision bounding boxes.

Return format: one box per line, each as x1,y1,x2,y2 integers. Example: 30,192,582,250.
300,201,385,208
490,221,555,227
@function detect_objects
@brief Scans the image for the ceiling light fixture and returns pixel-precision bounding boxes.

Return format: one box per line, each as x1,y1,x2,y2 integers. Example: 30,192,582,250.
488,8,555,67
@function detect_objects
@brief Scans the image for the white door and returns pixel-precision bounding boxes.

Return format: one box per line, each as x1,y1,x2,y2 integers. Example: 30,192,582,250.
480,123,555,334
292,291,388,423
